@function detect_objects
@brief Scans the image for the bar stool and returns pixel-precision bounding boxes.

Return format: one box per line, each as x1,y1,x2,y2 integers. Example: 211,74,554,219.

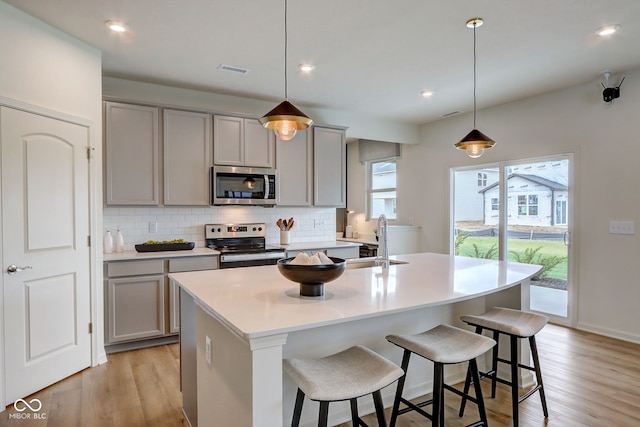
283,345,404,427
386,324,496,427
459,307,549,427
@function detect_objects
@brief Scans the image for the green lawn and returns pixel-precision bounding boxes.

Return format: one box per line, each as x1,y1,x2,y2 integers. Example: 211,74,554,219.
456,236,568,280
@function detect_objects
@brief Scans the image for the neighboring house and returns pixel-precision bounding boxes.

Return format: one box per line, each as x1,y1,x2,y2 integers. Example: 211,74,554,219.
453,169,499,221
480,173,568,227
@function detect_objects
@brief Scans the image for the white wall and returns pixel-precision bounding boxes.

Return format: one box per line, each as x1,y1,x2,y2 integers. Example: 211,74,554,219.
393,69,640,343
0,0,104,401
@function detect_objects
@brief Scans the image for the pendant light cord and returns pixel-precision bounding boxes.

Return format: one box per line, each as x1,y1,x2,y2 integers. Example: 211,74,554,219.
473,21,477,129
284,0,288,100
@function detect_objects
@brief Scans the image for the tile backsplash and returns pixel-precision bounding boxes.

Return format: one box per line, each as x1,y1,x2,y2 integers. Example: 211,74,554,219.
103,206,336,251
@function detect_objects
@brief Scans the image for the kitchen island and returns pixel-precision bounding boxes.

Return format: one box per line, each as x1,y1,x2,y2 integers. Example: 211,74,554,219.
171,252,541,427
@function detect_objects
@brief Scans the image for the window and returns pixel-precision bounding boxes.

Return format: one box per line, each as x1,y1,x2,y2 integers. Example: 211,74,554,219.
518,194,538,216
367,159,396,220
477,172,487,186
491,197,499,211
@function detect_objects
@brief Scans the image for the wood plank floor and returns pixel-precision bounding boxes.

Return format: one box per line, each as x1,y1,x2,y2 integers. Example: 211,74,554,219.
1,324,639,426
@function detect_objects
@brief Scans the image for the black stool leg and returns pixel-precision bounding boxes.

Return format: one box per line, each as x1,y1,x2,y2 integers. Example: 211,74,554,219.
510,334,519,427
432,362,444,427
469,358,488,426
350,398,359,425
389,349,411,427
372,390,388,427
318,401,329,427
291,388,305,427
490,330,500,398
529,335,549,418
459,326,484,416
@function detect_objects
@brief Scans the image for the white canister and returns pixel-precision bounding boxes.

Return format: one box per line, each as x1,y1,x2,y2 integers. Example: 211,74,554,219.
352,230,359,239
115,229,124,252
280,230,291,245
103,230,114,254
345,225,353,238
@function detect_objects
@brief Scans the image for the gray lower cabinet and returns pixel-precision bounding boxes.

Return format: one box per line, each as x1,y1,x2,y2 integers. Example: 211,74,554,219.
107,274,165,343
104,255,218,352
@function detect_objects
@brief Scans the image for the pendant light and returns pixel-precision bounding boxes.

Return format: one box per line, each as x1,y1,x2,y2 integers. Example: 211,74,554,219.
259,0,313,140
455,17,495,158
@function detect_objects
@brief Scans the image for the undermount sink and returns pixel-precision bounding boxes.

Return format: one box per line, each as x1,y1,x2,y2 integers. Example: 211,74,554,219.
346,259,409,270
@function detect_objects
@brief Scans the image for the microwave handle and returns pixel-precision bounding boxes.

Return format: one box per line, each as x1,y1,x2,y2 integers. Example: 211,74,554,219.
263,175,269,199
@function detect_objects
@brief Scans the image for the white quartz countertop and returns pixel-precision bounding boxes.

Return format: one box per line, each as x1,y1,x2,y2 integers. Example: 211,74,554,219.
171,253,541,340
337,237,379,245
103,247,219,261
276,240,361,251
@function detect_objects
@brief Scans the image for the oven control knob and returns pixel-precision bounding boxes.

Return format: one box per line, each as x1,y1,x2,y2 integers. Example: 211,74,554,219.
258,227,262,231
253,227,257,231
217,228,221,232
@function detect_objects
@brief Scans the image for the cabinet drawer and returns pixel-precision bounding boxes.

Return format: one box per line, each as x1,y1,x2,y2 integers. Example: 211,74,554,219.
168,256,218,273
106,259,164,278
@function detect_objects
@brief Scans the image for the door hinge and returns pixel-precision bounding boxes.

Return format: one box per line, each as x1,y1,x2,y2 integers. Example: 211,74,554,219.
86,146,95,159
88,235,91,247
88,323,93,334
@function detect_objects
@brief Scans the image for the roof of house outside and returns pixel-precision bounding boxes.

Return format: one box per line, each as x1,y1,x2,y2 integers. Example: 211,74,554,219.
479,173,568,194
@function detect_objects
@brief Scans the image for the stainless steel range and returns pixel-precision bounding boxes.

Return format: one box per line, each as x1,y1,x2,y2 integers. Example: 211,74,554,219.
205,223,286,268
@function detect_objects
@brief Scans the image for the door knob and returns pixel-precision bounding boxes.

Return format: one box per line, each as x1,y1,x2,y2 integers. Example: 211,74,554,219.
6,264,32,275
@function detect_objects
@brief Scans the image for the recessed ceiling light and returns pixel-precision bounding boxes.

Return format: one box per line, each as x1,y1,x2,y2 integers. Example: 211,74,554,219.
105,21,128,33
596,24,621,37
298,64,315,73
420,90,434,98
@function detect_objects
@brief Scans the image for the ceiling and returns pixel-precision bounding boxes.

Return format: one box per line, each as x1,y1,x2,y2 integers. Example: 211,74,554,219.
6,0,640,125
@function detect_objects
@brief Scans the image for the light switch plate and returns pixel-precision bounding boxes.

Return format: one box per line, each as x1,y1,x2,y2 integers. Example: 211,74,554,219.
608,220,635,235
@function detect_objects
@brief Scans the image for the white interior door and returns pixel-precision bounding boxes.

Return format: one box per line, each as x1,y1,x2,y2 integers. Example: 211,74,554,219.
1,107,91,405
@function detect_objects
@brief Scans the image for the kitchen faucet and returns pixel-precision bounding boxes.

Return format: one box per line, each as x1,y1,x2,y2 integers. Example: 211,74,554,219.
376,214,389,269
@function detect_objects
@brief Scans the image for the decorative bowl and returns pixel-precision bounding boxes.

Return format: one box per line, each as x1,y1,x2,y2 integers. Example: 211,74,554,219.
277,257,346,296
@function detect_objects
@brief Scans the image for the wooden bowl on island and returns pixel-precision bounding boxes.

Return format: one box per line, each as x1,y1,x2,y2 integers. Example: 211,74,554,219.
277,257,346,297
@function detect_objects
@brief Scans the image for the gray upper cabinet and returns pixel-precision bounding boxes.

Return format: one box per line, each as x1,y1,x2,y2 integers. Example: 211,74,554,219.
313,126,346,207
163,109,212,205
214,115,275,168
105,101,160,205
276,129,313,206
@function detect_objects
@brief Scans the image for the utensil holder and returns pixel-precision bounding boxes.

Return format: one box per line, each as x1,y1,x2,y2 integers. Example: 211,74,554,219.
280,230,290,245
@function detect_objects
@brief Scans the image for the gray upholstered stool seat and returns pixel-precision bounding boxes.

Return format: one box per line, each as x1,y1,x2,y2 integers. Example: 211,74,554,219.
459,307,549,427
284,345,404,427
386,324,496,427
460,307,548,338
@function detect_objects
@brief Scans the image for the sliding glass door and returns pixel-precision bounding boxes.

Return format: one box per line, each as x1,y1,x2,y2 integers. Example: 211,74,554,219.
452,154,573,325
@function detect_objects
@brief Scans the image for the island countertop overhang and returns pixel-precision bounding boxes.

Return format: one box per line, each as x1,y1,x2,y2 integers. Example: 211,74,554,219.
171,252,541,341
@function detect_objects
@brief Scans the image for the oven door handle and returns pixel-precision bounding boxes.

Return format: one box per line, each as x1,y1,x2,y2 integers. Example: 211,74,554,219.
220,252,285,263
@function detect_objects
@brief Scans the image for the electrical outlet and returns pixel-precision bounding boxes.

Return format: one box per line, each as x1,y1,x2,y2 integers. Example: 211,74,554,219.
314,219,325,229
149,221,158,233
609,220,635,235
205,335,212,365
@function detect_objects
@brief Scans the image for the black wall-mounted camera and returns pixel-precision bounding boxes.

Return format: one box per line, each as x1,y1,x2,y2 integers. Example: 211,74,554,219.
602,86,620,103
602,75,625,103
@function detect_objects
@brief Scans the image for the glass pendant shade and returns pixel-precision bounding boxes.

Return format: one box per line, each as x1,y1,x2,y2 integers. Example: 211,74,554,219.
259,100,313,141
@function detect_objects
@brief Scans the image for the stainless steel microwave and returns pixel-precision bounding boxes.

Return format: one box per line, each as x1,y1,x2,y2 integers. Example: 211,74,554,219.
211,166,277,206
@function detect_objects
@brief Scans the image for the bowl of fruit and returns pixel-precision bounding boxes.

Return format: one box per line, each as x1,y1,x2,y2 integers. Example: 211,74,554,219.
134,239,195,252
277,252,346,297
